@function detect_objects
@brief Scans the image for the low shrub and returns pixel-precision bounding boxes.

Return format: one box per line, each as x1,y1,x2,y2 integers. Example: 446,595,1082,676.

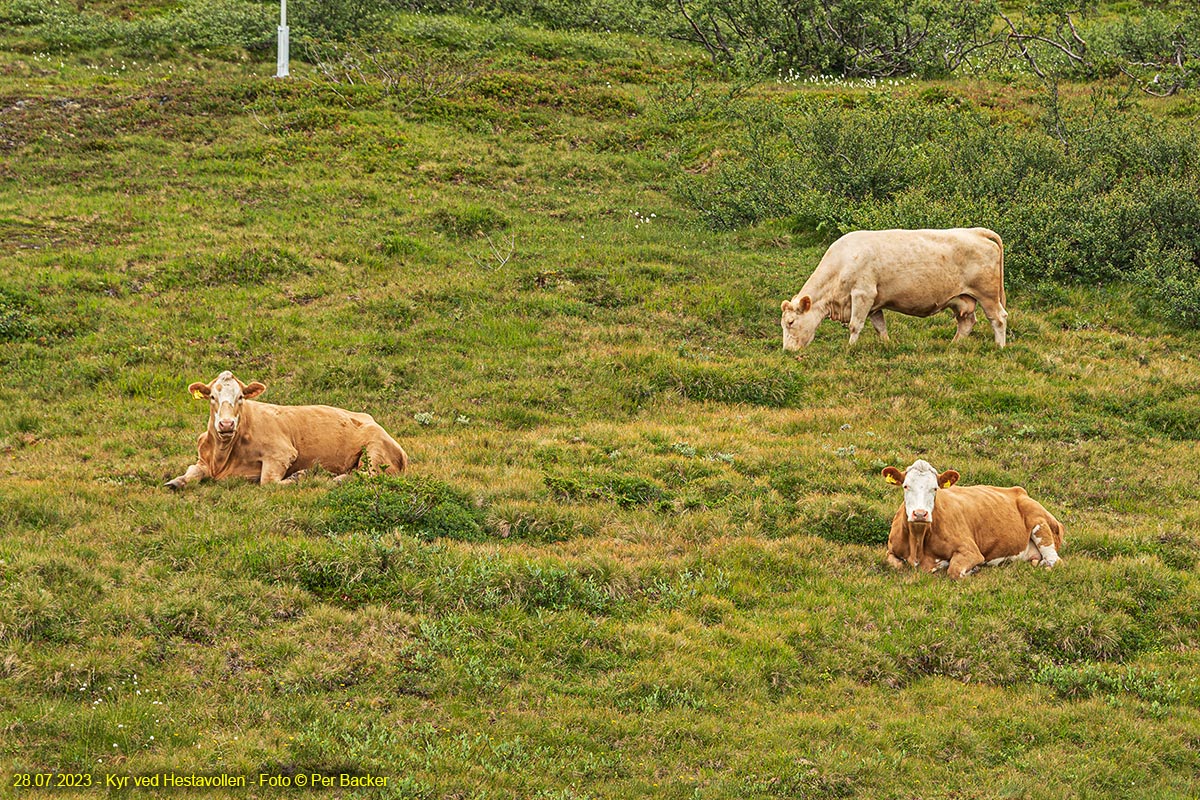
323,475,490,541
544,470,674,510
22,0,274,55
0,290,38,342
490,506,598,542
395,0,671,36
429,204,509,238
803,499,891,546
1033,663,1179,704
160,248,316,289
678,92,1200,324
618,353,809,408
1141,398,1200,441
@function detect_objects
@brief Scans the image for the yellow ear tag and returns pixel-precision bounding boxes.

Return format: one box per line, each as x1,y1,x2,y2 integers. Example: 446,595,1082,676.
885,474,900,485
192,389,205,400
940,479,953,488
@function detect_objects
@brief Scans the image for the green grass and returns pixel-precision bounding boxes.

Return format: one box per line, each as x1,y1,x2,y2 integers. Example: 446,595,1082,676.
1,8,1199,800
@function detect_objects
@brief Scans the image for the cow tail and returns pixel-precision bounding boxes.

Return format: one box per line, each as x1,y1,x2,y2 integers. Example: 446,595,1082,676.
982,228,1006,308
1052,517,1065,549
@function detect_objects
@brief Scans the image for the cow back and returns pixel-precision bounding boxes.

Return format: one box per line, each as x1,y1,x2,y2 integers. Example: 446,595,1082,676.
811,228,1003,318
933,485,1036,560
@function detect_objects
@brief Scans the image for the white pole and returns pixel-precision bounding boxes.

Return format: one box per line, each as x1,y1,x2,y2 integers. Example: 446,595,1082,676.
276,0,289,78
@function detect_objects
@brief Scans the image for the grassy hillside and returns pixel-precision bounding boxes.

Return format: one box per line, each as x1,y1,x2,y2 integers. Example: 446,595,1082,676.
1,9,1199,799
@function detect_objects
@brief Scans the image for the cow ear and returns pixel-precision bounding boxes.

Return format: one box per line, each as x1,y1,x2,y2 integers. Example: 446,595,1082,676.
781,300,793,312
882,467,905,486
799,296,812,313
243,382,267,400
939,470,960,488
188,382,211,400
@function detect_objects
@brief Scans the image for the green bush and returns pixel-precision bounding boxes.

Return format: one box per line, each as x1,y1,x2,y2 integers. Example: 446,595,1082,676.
1141,398,1200,441
1066,11,1200,90
602,474,669,508
619,353,809,408
544,471,674,510
24,0,274,55
669,0,999,77
429,203,510,238
678,92,1200,323
1137,248,1200,325
160,248,316,289
491,506,597,542
1033,663,1179,704
290,0,392,42
380,234,429,258
804,500,891,546
0,290,37,342
396,0,671,35
324,475,490,541
0,0,49,25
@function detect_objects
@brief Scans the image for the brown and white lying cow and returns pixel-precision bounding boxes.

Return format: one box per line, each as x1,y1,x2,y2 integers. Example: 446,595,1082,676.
781,227,1008,350
882,459,1064,578
166,370,408,490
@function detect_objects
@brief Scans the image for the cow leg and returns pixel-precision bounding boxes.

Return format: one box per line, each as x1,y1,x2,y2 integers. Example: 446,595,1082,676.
360,428,409,475
949,295,977,342
917,554,944,573
947,548,985,578
886,518,909,569
361,442,396,476
1030,522,1062,568
954,311,976,341
847,291,875,345
259,457,296,484
977,296,1008,347
166,461,209,491
869,309,889,341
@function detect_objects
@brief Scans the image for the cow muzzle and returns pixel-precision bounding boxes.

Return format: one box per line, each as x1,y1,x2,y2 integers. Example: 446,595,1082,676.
216,419,237,437
909,508,931,523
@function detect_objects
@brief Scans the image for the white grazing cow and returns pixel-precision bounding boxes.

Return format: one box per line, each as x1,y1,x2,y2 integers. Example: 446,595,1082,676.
781,228,1007,349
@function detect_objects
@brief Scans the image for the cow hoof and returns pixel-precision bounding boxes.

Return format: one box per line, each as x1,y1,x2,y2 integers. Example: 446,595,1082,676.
165,479,184,491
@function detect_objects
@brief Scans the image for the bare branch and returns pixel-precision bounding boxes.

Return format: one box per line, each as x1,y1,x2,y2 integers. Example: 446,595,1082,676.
468,231,516,272
674,0,725,62
1116,62,1185,97
1063,13,1088,54
999,11,1049,80
1009,28,1087,64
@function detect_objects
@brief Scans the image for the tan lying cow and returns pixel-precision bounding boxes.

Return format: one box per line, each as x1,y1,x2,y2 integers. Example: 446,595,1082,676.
781,228,1007,349
166,370,408,490
882,459,1064,578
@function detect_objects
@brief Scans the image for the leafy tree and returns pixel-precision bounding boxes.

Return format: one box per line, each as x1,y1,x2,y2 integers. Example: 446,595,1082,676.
1000,3,1200,96
674,0,1001,77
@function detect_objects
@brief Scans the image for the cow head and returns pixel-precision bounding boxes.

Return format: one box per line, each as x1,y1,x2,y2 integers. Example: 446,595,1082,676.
882,459,959,524
781,296,821,351
188,370,266,440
